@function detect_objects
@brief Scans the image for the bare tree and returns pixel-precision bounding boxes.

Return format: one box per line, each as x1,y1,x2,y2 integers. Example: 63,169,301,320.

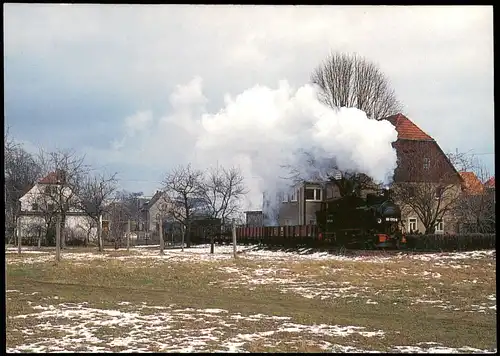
311,52,402,120
4,131,42,244
161,164,204,248
29,194,58,246
77,216,98,247
115,191,145,230
392,146,463,234
36,148,90,249
77,172,118,251
448,152,495,233
106,200,131,249
198,166,247,228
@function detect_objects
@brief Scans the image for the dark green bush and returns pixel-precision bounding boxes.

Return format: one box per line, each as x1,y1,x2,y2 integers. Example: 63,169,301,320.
405,233,495,252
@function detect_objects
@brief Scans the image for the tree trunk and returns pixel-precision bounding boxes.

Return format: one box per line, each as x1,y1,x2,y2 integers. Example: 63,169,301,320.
127,220,131,251
97,215,103,252
186,222,191,248
232,221,237,259
61,214,66,250
16,217,21,254
181,226,185,252
159,219,164,255
55,214,61,262
37,229,42,249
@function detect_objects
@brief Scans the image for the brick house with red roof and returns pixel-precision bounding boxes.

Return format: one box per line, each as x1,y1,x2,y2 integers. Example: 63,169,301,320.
484,177,495,189
459,172,484,196
383,114,464,234
277,113,475,234
454,172,495,233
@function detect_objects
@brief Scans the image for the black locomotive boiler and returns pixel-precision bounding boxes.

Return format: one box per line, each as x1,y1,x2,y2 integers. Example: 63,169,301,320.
315,189,406,249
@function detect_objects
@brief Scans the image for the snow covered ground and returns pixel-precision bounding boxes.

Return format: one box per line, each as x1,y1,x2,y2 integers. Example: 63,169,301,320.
6,245,497,353
5,294,496,354
5,244,496,264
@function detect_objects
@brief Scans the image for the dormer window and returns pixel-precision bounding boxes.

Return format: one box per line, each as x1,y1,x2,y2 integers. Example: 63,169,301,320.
31,203,39,211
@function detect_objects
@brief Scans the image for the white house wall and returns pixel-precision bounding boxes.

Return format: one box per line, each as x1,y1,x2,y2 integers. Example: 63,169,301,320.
19,184,86,213
19,183,98,240
66,216,98,240
147,194,175,232
18,216,46,237
18,215,98,240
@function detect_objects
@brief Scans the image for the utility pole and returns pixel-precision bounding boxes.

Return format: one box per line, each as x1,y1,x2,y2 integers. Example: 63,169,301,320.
56,214,61,262
209,228,214,254
159,215,164,255
181,224,185,252
232,219,237,259
98,214,103,252
126,219,131,251
17,217,21,254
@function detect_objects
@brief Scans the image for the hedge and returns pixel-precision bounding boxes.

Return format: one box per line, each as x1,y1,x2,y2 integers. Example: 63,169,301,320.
404,233,496,252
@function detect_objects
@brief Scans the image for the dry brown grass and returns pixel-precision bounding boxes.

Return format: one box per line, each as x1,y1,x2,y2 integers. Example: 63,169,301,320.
5,249,497,352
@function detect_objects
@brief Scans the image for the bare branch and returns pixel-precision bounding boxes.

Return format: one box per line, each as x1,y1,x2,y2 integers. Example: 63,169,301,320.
160,164,204,247
4,133,42,242
198,165,248,227
392,146,463,234
33,148,91,248
311,52,402,120
448,152,495,233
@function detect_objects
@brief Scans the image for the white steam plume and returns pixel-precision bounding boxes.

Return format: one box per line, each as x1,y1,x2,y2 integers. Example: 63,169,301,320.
166,78,398,223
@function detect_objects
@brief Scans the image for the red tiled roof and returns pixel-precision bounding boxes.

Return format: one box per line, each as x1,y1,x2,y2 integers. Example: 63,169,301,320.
383,113,434,141
39,170,66,184
459,171,484,195
484,177,495,188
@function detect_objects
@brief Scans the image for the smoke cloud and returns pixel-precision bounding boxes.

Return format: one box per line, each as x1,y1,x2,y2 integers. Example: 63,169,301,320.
159,78,399,223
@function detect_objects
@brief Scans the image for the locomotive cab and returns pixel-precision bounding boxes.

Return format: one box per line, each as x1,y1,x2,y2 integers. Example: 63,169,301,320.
372,200,405,248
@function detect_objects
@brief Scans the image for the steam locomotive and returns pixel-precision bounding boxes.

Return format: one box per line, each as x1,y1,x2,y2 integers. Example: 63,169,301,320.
316,189,406,249
192,189,406,250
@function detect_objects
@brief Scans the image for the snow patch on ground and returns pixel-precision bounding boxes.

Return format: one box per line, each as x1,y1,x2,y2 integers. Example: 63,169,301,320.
7,302,386,353
6,245,496,266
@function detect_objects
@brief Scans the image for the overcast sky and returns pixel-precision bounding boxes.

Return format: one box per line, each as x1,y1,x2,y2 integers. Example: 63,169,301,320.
4,4,494,198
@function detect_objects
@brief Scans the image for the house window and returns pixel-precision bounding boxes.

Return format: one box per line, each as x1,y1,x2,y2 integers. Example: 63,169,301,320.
435,186,444,199
435,219,444,234
423,157,430,170
282,192,288,203
284,219,291,226
408,218,418,233
290,190,297,202
305,188,322,201
45,185,56,195
31,203,39,211
309,219,316,225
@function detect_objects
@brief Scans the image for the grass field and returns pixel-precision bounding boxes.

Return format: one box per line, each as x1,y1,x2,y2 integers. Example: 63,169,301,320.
5,244,497,353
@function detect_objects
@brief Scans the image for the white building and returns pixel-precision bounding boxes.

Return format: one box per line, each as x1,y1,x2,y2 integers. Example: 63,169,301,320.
18,170,97,243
